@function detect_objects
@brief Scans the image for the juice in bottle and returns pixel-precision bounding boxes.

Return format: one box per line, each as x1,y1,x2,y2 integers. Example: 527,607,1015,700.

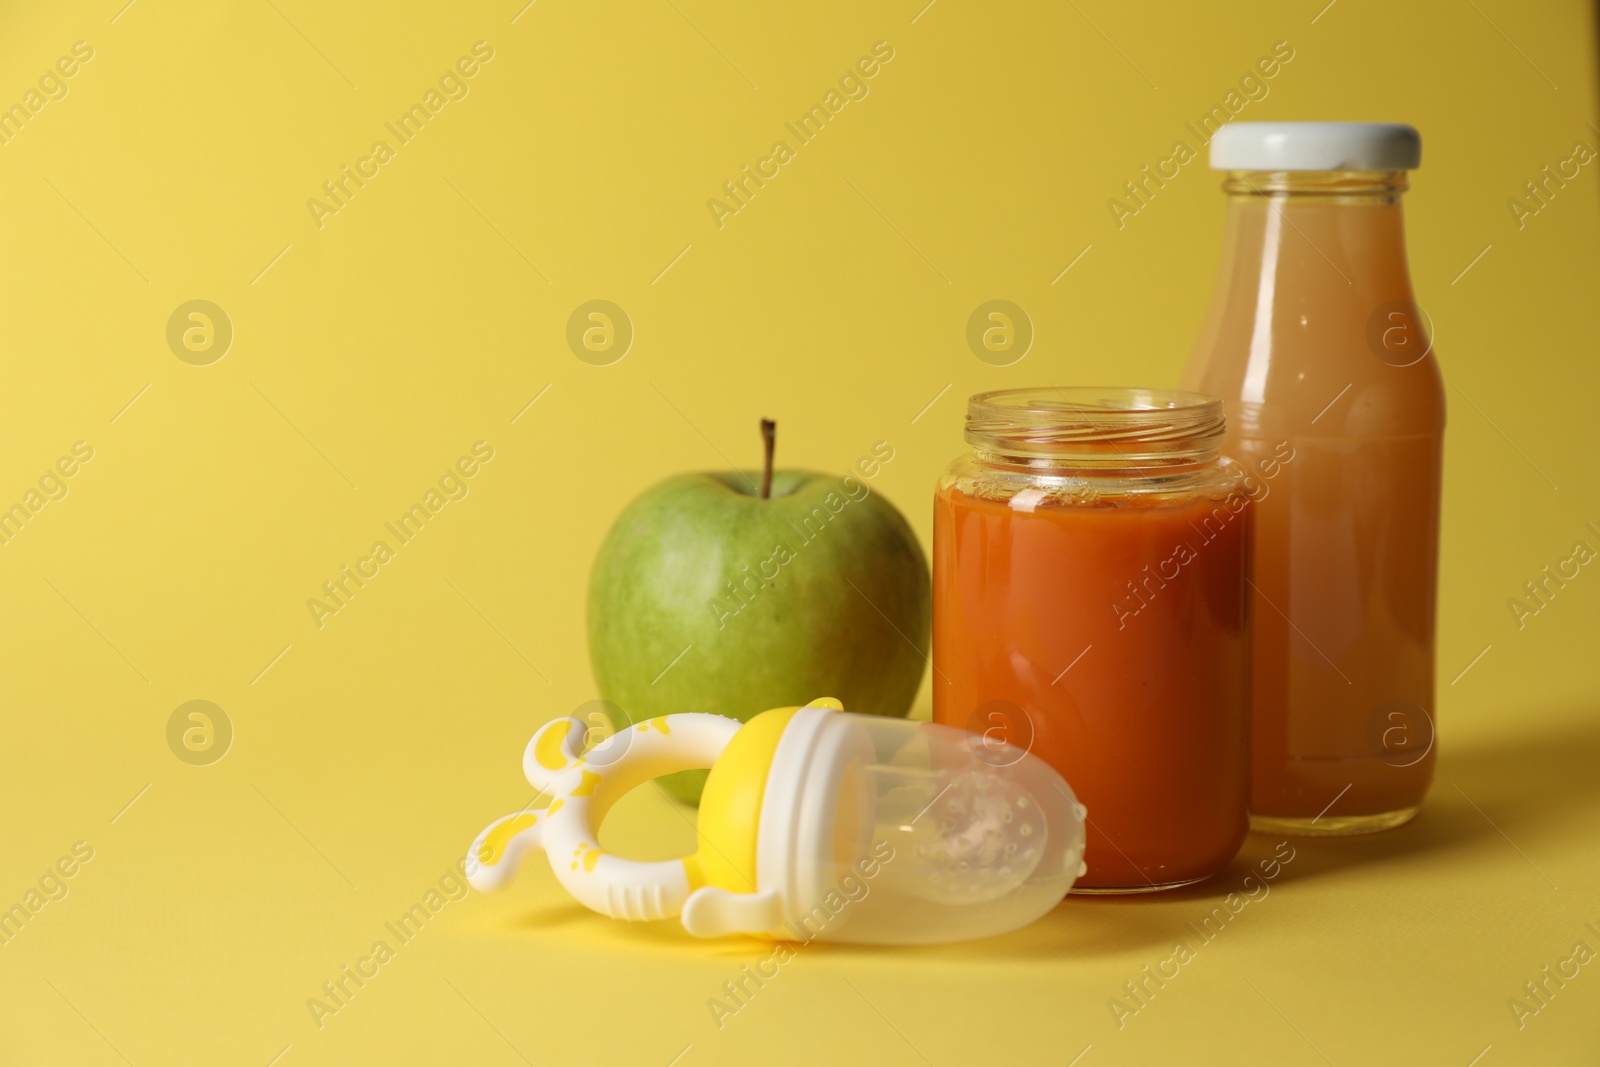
1181,123,1445,834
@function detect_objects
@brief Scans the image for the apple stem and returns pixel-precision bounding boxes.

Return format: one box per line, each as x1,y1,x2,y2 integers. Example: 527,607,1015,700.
759,419,776,499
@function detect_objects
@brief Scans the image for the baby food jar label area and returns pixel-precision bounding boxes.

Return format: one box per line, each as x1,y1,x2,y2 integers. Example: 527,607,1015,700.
467,121,1445,945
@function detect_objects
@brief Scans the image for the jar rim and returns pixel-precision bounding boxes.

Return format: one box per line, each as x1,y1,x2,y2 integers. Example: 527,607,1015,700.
965,387,1225,467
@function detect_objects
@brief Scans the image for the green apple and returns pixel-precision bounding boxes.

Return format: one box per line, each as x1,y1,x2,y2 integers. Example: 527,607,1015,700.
587,426,930,803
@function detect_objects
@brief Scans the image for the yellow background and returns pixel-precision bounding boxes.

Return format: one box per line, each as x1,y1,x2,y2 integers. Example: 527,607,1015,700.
2,0,1598,1064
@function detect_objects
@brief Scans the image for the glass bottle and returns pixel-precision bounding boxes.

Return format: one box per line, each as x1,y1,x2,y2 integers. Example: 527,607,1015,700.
1181,123,1445,835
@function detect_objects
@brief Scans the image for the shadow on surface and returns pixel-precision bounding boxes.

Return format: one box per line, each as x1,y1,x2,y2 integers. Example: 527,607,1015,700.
1252,699,1600,887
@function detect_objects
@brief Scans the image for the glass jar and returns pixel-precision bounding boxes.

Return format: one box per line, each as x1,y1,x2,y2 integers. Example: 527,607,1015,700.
932,387,1253,892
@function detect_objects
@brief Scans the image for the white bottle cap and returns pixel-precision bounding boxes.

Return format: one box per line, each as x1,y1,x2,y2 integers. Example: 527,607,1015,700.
1210,122,1421,171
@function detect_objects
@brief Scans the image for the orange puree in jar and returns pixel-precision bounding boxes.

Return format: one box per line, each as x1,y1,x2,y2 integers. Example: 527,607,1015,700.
932,388,1252,892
